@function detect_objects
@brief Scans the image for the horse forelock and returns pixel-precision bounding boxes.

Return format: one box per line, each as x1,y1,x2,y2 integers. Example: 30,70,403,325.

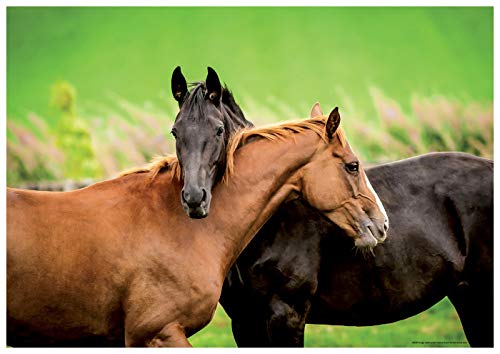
181,82,248,129
180,83,208,122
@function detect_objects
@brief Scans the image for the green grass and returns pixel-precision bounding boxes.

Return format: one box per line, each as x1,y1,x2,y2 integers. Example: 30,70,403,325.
190,298,468,347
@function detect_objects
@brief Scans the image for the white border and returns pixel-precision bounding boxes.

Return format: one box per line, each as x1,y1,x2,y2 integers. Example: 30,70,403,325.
0,0,498,6
1,2,497,353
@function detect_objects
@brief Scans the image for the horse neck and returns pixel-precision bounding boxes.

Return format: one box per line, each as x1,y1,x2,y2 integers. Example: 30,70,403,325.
207,129,322,278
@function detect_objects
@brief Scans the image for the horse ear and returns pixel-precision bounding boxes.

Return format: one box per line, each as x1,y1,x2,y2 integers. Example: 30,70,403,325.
171,66,188,106
326,107,341,141
310,102,323,118
206,67,222,105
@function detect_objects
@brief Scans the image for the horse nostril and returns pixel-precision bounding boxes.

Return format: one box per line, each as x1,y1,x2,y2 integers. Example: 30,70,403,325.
182,190,189,204
384,220,389,232
201,188,207,203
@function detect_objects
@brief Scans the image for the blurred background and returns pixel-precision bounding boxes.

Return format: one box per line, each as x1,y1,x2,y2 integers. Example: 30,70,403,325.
6,6,492,347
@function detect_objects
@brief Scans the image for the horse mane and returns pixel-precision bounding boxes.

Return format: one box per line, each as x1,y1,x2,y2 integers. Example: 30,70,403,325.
223,115,332,182
221,85,247,122
118,115,346,184
119,155,181,181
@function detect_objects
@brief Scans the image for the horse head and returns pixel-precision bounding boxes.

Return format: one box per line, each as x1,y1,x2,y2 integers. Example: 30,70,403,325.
304,103,389,250
170,66,251,218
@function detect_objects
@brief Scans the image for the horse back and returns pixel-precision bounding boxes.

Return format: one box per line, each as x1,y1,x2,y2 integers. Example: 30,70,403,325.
369,152,493,277
432,153,493,283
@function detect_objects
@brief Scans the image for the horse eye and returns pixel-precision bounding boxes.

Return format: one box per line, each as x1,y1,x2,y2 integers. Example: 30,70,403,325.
216,126,224,136
346,162,359,173
171,129,177,139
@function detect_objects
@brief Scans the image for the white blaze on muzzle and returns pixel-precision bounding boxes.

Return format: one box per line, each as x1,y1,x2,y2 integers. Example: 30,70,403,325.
364,173,389,229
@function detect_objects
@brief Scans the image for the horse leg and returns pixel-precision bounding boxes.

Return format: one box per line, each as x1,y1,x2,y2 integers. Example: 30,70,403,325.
231,298,308,347
448,281,493,347
229,295,275,347
147,323,192,347
126,322,192,347
231,316,271,347
266,295,309,347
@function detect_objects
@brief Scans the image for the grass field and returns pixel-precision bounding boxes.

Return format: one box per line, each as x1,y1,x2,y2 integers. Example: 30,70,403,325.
190,298,468,347
6,6,492,348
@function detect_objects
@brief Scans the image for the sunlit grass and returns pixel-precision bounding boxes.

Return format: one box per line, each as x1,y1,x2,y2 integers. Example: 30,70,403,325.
303,298,467,348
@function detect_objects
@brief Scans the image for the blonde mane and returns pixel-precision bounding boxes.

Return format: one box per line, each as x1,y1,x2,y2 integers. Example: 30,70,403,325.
223,115,329,181
119,154,181,181
118,115,346,183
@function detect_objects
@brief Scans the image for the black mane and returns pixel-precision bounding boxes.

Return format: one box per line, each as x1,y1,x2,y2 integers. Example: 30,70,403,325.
183,81,253,128
221,85,248,123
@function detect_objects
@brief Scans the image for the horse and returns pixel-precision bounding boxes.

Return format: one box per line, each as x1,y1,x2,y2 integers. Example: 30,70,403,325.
171,66,253,218
7,109,388,347
221,105,493,348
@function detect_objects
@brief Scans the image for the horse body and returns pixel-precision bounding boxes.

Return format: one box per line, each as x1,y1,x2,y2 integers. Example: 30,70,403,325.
8,113,386,346
8,175,219,346
222,152,493,347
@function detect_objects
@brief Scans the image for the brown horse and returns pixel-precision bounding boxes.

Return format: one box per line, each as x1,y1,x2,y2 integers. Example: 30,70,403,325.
7,109,387,347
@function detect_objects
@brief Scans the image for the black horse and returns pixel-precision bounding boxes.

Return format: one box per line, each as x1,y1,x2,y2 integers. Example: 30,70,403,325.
170,69,493,347
221,151,493,348
170,66,253,218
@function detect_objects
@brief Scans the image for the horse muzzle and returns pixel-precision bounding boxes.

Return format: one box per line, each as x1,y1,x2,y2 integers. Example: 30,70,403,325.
181,187,211,219
355,218,387,249
185,205,208,219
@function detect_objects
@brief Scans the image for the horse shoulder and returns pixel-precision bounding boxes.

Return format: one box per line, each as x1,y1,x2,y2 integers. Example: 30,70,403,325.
123,250,222,343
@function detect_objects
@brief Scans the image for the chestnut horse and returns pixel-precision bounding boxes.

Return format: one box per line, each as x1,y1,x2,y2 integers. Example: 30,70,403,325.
7,110,387,347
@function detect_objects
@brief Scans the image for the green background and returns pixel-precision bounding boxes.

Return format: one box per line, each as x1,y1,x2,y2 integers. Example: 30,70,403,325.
7,7,493,123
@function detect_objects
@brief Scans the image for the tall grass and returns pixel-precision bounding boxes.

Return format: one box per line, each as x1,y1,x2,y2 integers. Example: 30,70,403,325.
6,85,492,187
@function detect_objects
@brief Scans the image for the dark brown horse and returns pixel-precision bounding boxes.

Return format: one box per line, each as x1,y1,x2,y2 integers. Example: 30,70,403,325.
7,111,387,346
